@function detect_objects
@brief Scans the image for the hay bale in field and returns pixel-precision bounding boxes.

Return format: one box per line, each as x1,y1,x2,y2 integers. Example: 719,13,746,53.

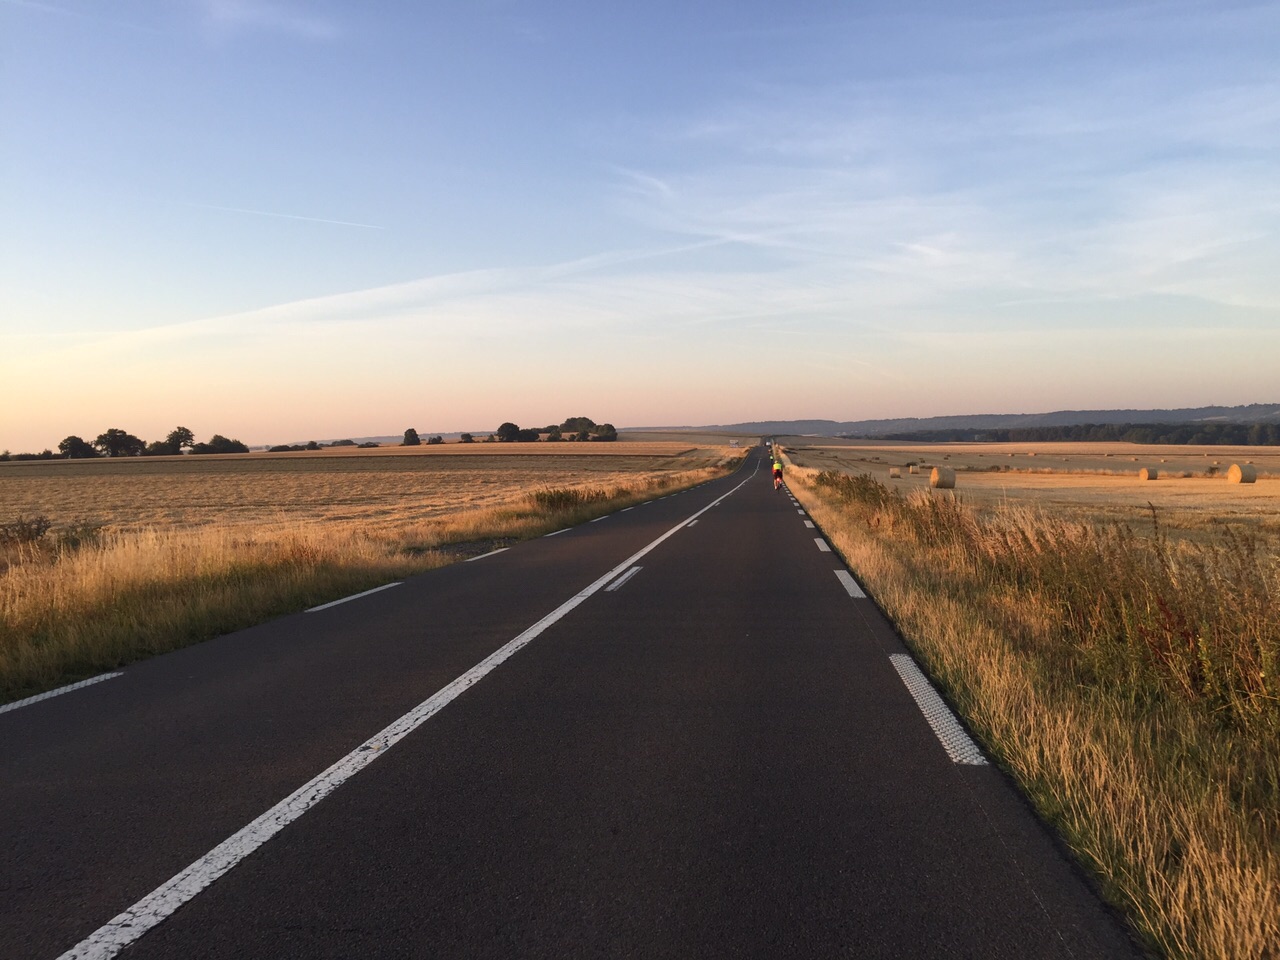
930,466,956,489
908,465,920,475
1228,463,1257,484
889,467,901,479
1139,467,1158,480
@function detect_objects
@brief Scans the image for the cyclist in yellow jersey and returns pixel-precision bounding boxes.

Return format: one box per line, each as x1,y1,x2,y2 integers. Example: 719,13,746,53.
772,459,783,489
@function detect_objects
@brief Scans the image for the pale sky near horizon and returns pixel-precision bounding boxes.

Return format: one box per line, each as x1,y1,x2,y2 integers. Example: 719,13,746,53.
3,0,1278,450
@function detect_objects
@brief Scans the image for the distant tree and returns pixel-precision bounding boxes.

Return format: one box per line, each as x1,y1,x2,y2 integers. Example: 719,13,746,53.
93,428,145,458
304,441,321,451
516,428,542,442
427,435,444,445
190,434,250,455
591,423,618,442
546,426,563,442
459,433,474,443
496,422,521,443
560,416,596,435
58,435,99,459
330,439,356,447
357,441,380,448
402,428,421,446
167,426,195,450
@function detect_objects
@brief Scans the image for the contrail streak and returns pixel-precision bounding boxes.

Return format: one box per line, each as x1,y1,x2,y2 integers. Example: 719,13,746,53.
184,202,385,230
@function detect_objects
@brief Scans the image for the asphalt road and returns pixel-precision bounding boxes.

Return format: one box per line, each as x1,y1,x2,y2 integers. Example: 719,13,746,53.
1,449,1144,959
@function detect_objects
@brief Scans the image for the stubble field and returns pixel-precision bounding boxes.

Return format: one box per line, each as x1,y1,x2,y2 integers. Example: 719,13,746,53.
784,439,1280,534
0,442,722,534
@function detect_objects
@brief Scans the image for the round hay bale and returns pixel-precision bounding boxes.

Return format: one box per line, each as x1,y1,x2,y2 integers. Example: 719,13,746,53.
930,466,956,489
908,465,920,475
889,467,901,479
1228,463,1257,484
1139,467,1158,481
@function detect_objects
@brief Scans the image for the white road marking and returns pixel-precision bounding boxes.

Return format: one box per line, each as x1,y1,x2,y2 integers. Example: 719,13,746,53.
796,509,805,515
0,672,124,716
834,570,866,598
591,516,609,522
815,538,831,552
465,548,510,562
56,470,756,960
686,519,699,527
543,529,567,537
889,654,988,765
803,520,815,529
305,583,401,612
605,566,642,592
621,507,634,512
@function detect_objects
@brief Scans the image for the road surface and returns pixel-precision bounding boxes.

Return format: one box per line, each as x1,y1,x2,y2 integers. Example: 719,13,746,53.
0,449,1143,958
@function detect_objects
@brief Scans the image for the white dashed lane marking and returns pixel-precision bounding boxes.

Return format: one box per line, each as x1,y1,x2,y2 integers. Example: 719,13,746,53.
815,539,831,552
465,548,510,562
0,672,124,716
834,570,866,598
889,654,987,765
604,566,642,592
306,583,402,611
804,520,815,529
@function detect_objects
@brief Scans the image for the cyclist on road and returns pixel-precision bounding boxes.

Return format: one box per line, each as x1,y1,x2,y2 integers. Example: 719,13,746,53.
772,458,783,490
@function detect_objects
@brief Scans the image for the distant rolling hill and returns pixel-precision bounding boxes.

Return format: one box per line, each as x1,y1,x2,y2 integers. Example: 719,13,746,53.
623,403,1280,439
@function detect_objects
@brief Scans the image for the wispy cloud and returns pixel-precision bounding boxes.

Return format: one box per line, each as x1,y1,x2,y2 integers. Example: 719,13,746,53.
182,201,384,230
202,0,339,41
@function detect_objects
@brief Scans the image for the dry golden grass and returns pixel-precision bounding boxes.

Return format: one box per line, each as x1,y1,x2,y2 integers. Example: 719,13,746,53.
0,446,743,702
780,451,1279,960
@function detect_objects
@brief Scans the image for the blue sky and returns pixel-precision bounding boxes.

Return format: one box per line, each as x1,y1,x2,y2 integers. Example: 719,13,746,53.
3,0,1278,449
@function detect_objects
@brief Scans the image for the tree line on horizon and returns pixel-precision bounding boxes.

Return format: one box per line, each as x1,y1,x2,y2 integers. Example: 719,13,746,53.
1,426,250,461
401,416,617,446
872,421,1280,446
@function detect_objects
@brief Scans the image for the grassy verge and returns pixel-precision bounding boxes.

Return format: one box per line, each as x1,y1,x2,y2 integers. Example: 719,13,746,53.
782,457,1278,960
1,461,737,703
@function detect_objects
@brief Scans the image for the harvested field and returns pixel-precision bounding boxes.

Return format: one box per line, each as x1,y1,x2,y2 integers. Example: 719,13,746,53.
783,440,1280,534
0,443,725,533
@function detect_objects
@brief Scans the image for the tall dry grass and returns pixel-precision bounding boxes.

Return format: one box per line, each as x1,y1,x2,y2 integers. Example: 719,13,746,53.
1,463,733,703
787,462,1279,960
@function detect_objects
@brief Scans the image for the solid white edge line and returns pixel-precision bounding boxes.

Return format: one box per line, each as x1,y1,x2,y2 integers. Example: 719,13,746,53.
815,538,831,552
0,672,124,716
604,566,642,592
56,470,755,960
305,582,401,613
465,548,509,562
834,570,866,598
889,654,988,766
